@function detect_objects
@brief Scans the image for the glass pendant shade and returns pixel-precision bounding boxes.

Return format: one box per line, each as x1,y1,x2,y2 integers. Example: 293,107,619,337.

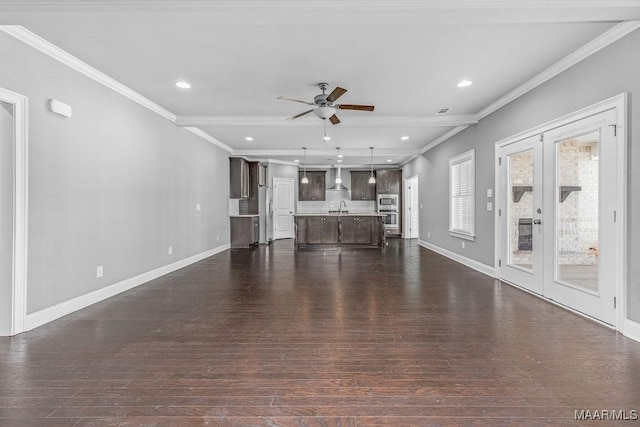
301,147,308,184
369,147,376,183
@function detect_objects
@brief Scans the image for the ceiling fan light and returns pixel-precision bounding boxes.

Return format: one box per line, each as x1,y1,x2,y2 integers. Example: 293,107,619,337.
313,106,336,120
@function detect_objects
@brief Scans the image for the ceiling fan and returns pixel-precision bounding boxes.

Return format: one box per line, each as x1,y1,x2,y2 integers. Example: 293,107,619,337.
277,82,374,125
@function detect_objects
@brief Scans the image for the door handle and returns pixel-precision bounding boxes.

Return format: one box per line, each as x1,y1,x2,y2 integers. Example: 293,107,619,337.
533,219,542,225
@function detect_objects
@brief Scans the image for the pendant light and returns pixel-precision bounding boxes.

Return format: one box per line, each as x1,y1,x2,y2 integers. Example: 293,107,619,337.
301,147,309,184
335,147,342,185
368,147,376,184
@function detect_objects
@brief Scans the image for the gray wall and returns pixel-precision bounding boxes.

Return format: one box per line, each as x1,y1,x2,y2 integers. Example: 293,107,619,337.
404,29,640,322
0,101,14,335
0,33,230,314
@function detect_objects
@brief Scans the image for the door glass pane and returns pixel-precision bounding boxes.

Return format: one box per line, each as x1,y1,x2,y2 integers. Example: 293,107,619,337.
508,150,534,270
556,133,599,292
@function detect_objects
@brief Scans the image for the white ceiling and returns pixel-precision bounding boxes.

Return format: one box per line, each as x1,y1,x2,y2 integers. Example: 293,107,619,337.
2,1,640,166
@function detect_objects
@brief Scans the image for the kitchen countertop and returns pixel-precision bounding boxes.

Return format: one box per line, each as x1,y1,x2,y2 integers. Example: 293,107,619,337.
229,214,259,217
296,213,385,216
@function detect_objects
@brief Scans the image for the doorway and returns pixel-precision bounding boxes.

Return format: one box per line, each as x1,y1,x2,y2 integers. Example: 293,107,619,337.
272,177,295,240
496,97,625,327
403,175,419,238
0,87,28,337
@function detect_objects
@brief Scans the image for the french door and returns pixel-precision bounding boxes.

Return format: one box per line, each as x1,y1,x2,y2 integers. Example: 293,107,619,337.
498,108,618,325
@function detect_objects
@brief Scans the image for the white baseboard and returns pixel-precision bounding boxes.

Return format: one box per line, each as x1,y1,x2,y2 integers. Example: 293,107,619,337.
418,239,496,278
623,319,640,343
25,244,230,331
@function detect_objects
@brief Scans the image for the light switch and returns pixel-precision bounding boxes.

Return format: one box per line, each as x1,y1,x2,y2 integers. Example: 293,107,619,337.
196,203,201,211
487,202,493,211
487,189,493,198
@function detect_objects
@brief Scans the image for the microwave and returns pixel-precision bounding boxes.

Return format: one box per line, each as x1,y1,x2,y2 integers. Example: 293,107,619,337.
378,194,398,208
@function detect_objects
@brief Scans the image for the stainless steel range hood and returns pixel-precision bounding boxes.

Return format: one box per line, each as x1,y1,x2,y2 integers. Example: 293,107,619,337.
327,166,348,191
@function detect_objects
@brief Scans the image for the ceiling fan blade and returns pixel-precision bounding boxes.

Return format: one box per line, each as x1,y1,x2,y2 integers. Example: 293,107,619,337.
286,109,315,120
337,104,375,112
326,86,347,103
329,114,340,125
277,96,315,106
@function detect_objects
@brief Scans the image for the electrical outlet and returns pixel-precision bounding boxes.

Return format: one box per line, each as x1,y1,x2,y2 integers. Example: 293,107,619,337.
487,189,493,198
96,265,103,278
427,232,431,238
196,203,201,211
461,241,465,249
420,204,423,209
487,202,493,211
216,235,219,241
168,246,173,255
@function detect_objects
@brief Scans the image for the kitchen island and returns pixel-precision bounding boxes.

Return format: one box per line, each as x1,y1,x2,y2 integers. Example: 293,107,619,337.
295,214,386,249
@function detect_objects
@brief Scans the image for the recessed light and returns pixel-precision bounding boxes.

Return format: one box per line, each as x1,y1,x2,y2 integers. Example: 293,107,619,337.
457,80,472,88
294,159,300,163
387,159,393,162
245,136,254,141
175,81,191,89
401,136,410,141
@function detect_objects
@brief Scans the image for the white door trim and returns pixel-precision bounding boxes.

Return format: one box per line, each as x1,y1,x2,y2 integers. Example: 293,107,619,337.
403,174,419,238
0,87,28,336
272,177,295,240
494,93,627,331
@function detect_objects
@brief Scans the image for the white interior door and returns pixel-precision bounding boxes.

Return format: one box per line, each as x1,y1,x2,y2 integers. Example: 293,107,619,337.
542,109,617,325
498,107,619,325
404,176,419,238
498,135,544,295
273,177,294,240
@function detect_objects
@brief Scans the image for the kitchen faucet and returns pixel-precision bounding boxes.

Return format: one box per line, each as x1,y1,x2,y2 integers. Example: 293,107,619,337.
339,200,347,214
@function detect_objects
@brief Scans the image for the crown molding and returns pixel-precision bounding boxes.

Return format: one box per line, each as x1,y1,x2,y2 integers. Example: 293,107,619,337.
477,20,640,120
4,0,640,9
0,25,177,122
0,25,235,151
183,127,233,153
233,148,421,157
421,19,640,153
176,115,478,128
266,159,299,166
422,126,469,153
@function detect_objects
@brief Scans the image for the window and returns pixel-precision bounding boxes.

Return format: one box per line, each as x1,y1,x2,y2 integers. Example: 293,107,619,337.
449,149,475,240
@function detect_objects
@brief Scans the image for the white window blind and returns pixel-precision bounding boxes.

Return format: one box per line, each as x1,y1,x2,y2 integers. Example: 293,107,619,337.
449,150,475,240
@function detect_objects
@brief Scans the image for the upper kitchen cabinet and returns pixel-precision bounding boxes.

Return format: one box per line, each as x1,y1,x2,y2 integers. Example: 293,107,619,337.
299,171,326,201
350,171,376,201
246,162,266,215
376,169,402,194
229,158,250,198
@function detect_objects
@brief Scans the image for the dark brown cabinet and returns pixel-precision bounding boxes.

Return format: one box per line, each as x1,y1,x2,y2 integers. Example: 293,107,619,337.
230,216,259,248
295,215,385,248
299,216,339,244
229,158,249,198
299,171,326,201
376,169,401,194
350,171,376,201
340,216,374,244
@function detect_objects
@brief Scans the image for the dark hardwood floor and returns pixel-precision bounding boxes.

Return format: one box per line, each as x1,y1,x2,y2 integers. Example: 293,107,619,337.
1,239,639,426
